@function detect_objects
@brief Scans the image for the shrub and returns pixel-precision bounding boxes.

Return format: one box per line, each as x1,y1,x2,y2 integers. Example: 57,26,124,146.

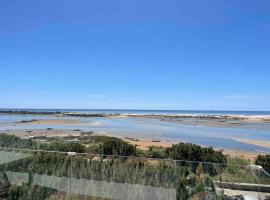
227,156,250,165
165,142,226,163
0,135,34,149
99,137,137,156
39,141,85,153
147,146,166,158
256,154,270,173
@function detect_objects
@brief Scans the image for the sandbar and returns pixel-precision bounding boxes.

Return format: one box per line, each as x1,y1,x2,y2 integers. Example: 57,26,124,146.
16,119,102,126
234,138,270,149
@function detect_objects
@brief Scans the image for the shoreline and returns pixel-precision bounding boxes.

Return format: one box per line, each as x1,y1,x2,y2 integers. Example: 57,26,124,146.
1,110,270,122
234,138,270,149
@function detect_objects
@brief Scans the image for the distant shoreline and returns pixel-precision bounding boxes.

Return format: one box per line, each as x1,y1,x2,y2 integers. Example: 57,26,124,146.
1,108,270,115
1,110,270,121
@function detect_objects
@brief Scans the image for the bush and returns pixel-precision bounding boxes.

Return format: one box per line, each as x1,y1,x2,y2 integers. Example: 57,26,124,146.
227,156,250,165
39,141,85,153
256,154,270,173
0,135,34,149
99,137,137,156
165,142,226,163
147,146,166,158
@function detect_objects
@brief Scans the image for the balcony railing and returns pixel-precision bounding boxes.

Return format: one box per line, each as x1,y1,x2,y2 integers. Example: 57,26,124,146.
0,147,269,200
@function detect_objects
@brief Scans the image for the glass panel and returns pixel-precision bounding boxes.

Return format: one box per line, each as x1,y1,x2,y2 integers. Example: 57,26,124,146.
212,163,270,200
1,148,270,200
174,160,219,199
0,148,72,200
258,166,270,200
70,155,177,200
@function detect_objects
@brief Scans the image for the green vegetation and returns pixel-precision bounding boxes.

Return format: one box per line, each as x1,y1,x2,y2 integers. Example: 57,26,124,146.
0,135,85,153
213,157,256,184
0,149,217,200
147,146,166,158
0,152,217,200
256,154,270,173
98,137,137,156
0,135,227,163
0,135,35,149
227,156,250,166
0,134,224,199
1,134,269,199
39,141,85,153
165,143,226,163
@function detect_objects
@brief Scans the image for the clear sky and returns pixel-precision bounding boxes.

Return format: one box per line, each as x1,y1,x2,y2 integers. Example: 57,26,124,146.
0,0,270,110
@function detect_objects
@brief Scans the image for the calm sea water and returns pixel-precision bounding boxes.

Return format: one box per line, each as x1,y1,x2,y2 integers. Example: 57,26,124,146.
0,109,270,152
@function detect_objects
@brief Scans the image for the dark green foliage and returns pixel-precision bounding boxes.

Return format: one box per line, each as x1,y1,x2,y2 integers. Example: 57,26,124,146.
39,141,85,153
99,137,137,156
147,146,166,158
256,154,270,173
0,135,85,153
0,135,34,149
165,143,227,163
89,135,118,143
0,135,227,163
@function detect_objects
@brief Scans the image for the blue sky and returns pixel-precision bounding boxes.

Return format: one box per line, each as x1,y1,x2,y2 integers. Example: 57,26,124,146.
0,0,270,110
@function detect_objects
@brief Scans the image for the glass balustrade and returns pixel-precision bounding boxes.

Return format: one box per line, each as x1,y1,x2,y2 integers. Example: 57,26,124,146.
0,147,269,200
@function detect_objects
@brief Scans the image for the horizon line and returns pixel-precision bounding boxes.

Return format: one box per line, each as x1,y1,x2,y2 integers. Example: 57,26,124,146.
1,108,270,112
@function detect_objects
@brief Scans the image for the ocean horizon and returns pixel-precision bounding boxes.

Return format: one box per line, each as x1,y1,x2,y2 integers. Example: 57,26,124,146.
1,108,270,115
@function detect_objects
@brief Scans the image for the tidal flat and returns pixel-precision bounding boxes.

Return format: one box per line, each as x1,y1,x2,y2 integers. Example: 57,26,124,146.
1,111,270,154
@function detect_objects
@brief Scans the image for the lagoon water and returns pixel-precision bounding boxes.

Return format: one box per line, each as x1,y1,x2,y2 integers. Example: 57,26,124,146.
0,109,270,152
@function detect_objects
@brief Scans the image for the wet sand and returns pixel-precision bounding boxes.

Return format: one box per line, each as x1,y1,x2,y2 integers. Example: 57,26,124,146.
234,138,270,149
16,119,102,126
1,129,83,138
126,113,270,122
123,138,178,150
221,149,262,162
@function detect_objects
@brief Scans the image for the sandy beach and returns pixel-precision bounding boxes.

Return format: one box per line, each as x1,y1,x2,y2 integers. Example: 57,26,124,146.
1,129,84,138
